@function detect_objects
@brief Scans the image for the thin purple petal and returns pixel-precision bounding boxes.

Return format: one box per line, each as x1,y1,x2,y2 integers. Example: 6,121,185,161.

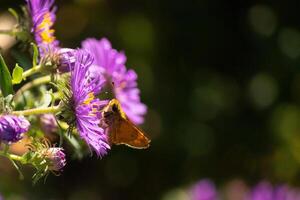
81,38,147,124
0,115,30,143
70,50,110,157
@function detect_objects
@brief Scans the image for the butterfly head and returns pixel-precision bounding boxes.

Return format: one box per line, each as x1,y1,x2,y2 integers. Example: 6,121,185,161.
104,99,126,117
102,99,126,125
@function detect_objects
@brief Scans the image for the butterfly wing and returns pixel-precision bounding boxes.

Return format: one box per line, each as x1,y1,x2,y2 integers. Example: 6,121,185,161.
110,116,151,149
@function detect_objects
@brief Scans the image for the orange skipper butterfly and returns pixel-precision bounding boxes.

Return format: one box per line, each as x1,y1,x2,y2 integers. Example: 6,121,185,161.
102,99,150,149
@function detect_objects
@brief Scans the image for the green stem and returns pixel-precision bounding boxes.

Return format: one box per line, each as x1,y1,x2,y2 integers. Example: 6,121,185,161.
9,154,23,162
52,92,63,100
11,105,61,116
22,65,42,79
0,144,25,178
0,151,23,162
58,121,69,130
13,75,51,101
0,29,14,36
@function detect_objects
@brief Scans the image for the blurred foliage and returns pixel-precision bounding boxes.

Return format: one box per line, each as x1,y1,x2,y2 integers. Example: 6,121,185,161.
1,0,300,199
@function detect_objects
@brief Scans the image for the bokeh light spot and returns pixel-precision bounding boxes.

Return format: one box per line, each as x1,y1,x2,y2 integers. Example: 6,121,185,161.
248,5,277,37
248,73,278,109
181,123,215,157
271,104,300,172
271,104,300,141
191,72,239,121
278,28,300,59
161,188,189,200
0,13,16,50
272,148,299,181
118,14,154,52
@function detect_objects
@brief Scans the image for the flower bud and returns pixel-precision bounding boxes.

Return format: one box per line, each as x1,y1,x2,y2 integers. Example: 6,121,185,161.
43,147,66,172
0,115,30,143
39,48,77,73
57,48,77,72
40,114,58,134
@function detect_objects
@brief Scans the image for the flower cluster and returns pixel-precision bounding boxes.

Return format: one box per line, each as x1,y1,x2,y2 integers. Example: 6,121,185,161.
187,179,300,200
248,181,300,200
82,38,147,124
0,0,148,183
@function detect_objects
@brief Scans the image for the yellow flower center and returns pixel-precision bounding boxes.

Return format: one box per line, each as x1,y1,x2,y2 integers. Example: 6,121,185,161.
83,92,95,105
37,12,56,44
82,92,99,116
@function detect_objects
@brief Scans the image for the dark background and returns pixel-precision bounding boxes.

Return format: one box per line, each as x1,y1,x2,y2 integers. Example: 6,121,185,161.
2,0,300,199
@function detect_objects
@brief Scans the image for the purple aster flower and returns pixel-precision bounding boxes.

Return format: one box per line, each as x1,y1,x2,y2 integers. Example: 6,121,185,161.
40,114,58,134
189,179,218,200
249,181,273,200
69,50,110,157
81,38,147,125
26,0,59,55
0,115,30,143
42,147,66,171
26,0,78,72
247,182,300,200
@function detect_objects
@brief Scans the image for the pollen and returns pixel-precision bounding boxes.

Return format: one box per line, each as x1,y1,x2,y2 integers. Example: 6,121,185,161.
88,108,97,117
83,92,95,105
37,12,56,44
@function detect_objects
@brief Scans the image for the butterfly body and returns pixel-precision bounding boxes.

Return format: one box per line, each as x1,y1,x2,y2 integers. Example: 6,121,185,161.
103,99,150,149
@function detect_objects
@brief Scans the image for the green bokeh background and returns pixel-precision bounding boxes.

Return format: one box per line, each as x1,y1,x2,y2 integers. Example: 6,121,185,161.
2,0,300,199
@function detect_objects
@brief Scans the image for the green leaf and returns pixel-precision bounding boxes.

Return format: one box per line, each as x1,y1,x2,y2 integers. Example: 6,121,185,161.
21,151,34,164
8,8,19,22
12,64,23,84
31,43,39,67
0,54,13,96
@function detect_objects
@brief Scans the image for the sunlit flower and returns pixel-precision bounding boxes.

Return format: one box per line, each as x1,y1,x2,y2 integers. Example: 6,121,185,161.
82,38,147,125
26,0,59,55
0,115,30,143
26,0,77,73
69,50,110,157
